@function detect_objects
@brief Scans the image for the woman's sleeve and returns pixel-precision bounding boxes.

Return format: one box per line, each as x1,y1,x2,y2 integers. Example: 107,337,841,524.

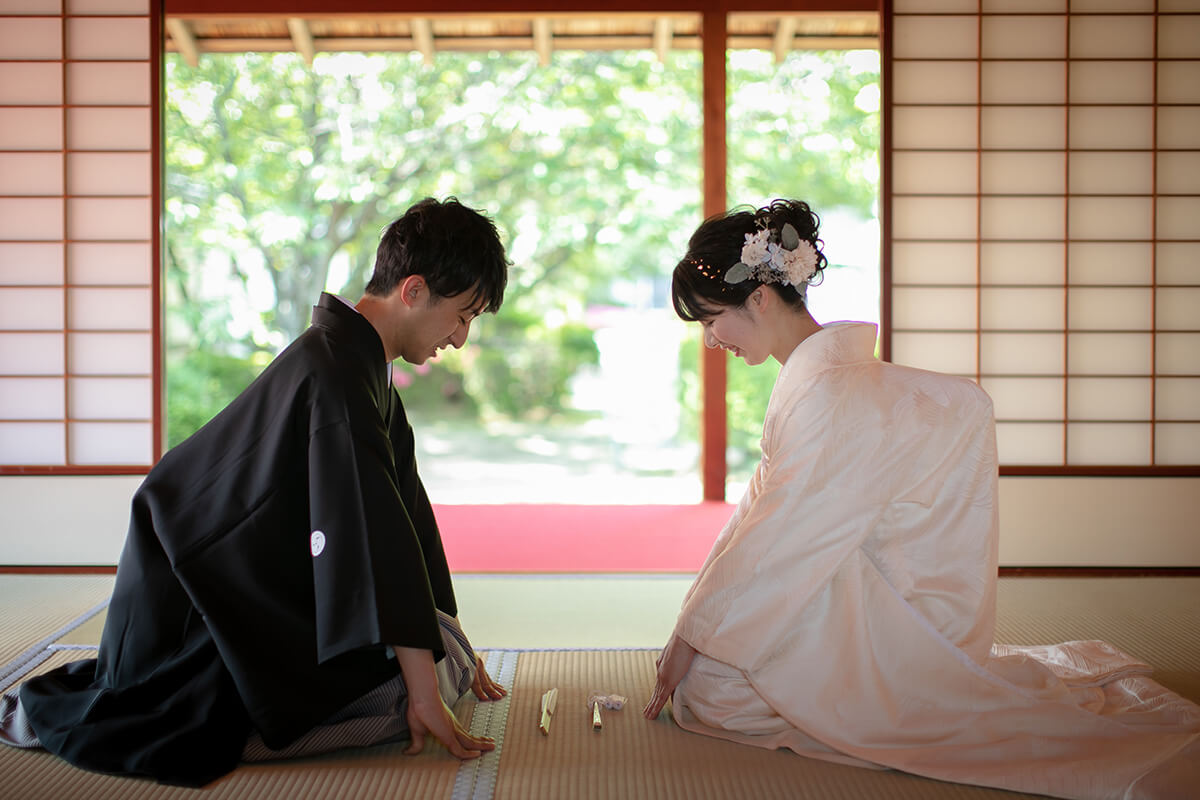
673,384,894,674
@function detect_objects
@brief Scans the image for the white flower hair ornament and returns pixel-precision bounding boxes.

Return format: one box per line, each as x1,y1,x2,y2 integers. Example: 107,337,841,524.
724,223,819,297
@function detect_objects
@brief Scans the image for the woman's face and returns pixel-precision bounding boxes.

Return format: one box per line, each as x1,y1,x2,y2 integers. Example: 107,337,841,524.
700,301,769,366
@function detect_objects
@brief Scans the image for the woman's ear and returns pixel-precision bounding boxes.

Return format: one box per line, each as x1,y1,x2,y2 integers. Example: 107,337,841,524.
750,286,768,310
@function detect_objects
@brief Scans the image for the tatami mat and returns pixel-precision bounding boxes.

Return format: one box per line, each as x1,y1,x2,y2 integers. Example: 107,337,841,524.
0,575,113,667
1,729,470,800
1,575,1198,799
994,577,1200,703
1,664,475,800
497,649,1038,800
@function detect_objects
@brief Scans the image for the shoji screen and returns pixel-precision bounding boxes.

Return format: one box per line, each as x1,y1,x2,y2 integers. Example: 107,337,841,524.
889,0,1200,470
0,0,156,470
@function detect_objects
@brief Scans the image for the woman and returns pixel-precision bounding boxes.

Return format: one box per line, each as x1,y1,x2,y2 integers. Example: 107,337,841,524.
644,200,1198,799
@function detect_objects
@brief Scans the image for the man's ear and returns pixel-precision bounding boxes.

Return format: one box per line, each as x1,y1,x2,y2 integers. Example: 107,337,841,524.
398,274,427,308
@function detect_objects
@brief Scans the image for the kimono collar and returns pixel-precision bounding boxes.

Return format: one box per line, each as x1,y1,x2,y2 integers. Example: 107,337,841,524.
311,292,391,395
777,321,879,387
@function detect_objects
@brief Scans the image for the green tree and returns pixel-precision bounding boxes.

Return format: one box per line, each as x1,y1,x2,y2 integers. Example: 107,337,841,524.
165,49,703,442
164,47,878,471
728,49,880,215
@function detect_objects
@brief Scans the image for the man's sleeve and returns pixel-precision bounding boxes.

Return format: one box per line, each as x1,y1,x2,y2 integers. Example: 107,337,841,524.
387,391,458,615
307,415,445,664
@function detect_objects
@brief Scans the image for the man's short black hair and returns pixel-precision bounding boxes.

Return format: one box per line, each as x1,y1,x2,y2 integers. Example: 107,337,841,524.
365,197,508,313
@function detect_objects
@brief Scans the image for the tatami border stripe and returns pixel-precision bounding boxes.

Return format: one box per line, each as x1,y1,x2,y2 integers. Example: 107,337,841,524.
0,599,661,798
452,649,519,800
45,644,99,651
0,599,109,695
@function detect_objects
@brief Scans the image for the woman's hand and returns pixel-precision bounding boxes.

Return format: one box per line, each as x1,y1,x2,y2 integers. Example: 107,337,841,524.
643,633,697,720
471,654,507,701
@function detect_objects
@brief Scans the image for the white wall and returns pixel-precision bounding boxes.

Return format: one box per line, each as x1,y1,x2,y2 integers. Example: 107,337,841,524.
0,475,140,564
998,477,1200,567
1,475,1196,567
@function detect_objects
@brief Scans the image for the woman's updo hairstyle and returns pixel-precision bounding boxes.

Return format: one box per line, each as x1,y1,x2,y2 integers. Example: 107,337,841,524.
671,198,827,322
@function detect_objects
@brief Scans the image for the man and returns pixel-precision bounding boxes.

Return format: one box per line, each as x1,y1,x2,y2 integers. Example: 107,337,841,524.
1,197,509,786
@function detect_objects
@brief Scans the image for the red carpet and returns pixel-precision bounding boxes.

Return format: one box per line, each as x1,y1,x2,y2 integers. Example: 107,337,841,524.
433,503,734,573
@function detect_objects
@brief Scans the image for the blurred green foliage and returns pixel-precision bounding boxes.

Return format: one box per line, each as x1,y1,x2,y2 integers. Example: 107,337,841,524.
164,49,702,446
164,350,262,449
460,312,600,420
163,47,878,463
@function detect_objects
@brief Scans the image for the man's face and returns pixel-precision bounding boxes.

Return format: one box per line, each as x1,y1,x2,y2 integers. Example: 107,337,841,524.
400,289,485,366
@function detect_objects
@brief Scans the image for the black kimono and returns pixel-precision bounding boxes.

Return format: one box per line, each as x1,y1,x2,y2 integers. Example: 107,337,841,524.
19,293,457,786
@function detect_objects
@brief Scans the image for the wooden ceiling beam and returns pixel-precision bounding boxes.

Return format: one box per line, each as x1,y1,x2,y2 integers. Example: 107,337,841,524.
772,15,797,64
411,17,435,64
652,16,672,62
166,18,200,67
160,13,880,61
287,17,317,63
161,34,886,56
532,17,552,65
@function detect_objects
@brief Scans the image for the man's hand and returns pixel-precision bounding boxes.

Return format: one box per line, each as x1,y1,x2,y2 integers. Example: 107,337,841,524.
404,692,495,759
643,633,697,720
394,646,495,759
471,654,507,701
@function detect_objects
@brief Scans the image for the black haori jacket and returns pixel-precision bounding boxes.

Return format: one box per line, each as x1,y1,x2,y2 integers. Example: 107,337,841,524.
20,294,456,786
